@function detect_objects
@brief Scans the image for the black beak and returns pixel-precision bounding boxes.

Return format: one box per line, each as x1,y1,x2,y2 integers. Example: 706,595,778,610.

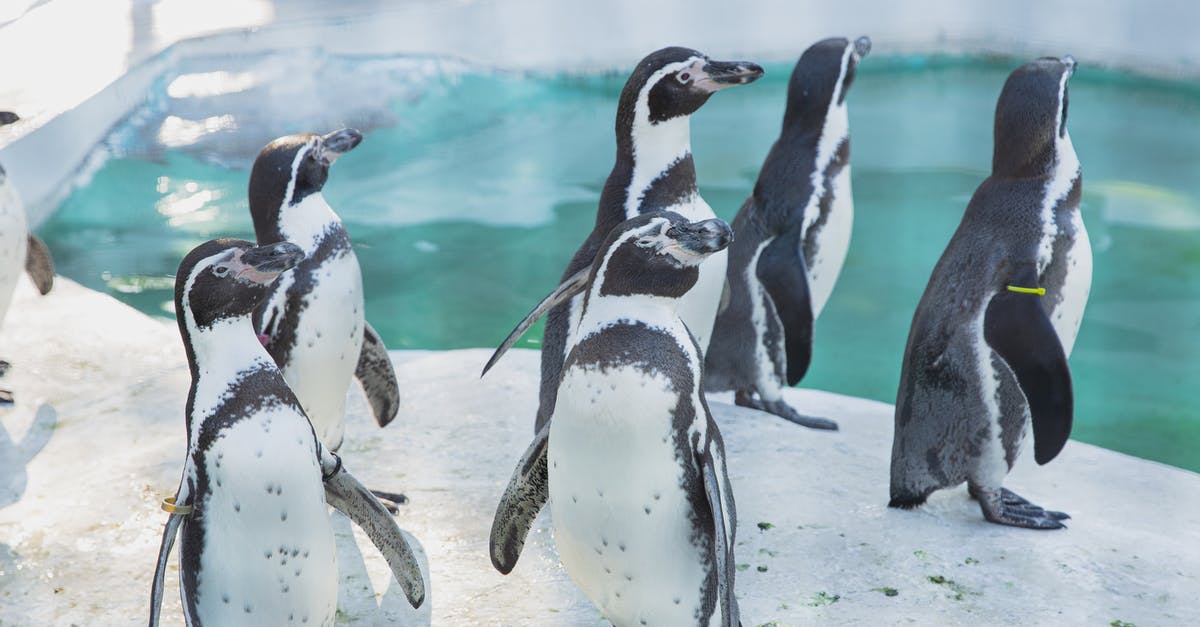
318,128,363,164
667,218,733,255
242,242,305,274
698,60,765,92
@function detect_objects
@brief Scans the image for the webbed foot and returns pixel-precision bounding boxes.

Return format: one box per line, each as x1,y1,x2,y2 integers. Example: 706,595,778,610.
370,489,408,514
735,390,838,430
973,486,1068,529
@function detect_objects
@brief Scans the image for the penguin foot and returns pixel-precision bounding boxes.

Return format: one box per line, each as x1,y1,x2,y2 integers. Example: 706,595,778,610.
0,388,12,405
370,489,408,514
735,390,838,430
0,360,10,377
975,487,1067,529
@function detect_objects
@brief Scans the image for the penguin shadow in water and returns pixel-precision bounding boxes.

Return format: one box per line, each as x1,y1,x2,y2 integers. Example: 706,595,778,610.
331,511,431,625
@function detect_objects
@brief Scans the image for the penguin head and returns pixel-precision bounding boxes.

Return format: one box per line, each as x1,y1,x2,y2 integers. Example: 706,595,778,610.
248,128,363,238
591,211,732,299
783,36,870,130
617,47,763,140
992,56,1077,178
175,238,304,333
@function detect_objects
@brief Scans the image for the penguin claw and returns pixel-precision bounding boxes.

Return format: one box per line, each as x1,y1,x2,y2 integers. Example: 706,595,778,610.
0,389,12,405
370,489,408,514
735,391,839,431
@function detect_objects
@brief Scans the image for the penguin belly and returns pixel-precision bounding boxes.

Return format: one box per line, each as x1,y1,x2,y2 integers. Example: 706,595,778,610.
0,181,29,324
1048,214,1092,357
281,252,365,450
183,405,338,625
805,166,853,319
549,364,713,627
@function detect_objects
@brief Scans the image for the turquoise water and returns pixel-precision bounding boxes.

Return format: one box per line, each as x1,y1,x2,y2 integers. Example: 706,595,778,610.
40,56,1200,472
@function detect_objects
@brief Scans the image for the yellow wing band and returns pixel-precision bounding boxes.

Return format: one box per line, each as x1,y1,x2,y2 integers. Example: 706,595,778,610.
1006,285,1046,296
161,496,193,515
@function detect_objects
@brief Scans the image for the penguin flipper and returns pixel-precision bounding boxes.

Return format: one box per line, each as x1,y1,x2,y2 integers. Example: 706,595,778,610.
489,421,550,574
322,453,426,608
756,229,813,386
983,266,1073,465
149,512,184,627
481,266,590,376
24,234,54,295
700,438,738,627
355,321,400,428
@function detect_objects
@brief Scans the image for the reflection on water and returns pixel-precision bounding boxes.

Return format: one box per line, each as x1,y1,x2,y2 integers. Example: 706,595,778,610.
39,56,1200,472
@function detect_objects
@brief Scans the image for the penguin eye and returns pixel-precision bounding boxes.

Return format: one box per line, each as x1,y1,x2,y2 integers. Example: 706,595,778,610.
676,72,691,84
213,265,230,278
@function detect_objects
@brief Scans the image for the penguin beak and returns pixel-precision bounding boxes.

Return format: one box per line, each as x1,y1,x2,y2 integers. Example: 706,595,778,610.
666,219,734,259
236,242,305,284
694,60,765,93
317,128,363,165
853,36,872,59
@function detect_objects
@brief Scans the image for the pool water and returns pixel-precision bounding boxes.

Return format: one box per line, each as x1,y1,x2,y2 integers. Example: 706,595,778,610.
39,54,1200,473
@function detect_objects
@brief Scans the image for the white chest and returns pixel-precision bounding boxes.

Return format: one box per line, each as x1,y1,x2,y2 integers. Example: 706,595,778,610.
277,244,365,449
186,404,338,625
1049,210,1092,357
549,364,711,626
805,164,854,319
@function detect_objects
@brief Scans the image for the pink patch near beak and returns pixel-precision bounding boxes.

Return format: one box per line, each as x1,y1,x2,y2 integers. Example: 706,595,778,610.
257,334,270,347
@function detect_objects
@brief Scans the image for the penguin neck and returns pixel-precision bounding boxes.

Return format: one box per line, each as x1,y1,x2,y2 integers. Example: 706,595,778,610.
271,192,341,253
578,293,682,341
613,113,697,221
187,317,274,383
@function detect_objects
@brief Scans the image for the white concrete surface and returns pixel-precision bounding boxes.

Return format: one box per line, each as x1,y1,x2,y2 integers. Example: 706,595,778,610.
1,277,1197,625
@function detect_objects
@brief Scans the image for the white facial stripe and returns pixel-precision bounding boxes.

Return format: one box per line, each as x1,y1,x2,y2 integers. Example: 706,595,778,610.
627,58,704,219
802,43,854,232
181,249,237,336
282,138,318,211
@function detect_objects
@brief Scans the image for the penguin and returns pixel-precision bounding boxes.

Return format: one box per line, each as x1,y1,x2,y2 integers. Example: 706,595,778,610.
0,111,55,405
481,47,764,433
490,212,741,627
706,36,871,431
889,56,1088,529
247,129,405,505
149,238,424,626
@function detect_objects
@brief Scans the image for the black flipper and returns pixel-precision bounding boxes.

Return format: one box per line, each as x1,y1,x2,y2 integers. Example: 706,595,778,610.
481,266,591,377
355,322,400,428
25,234,53,295
489,421,550,574
148,512,184,627
321,453,425,608
699,438,738,627
983,266,1073,465
756,228,813,386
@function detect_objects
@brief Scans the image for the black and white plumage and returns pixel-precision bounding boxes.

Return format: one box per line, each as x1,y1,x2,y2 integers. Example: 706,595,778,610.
248,129,400,454
0,112,55,405
510,47,763,433
490,212,741,627
149,239,424,626
889,56,1088,529
706,36,870,431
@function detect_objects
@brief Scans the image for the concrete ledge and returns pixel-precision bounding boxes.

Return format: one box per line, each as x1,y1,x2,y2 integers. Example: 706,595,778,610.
1,278,1196,624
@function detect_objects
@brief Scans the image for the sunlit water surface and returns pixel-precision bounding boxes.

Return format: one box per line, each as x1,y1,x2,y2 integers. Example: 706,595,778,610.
40,54,1200,472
